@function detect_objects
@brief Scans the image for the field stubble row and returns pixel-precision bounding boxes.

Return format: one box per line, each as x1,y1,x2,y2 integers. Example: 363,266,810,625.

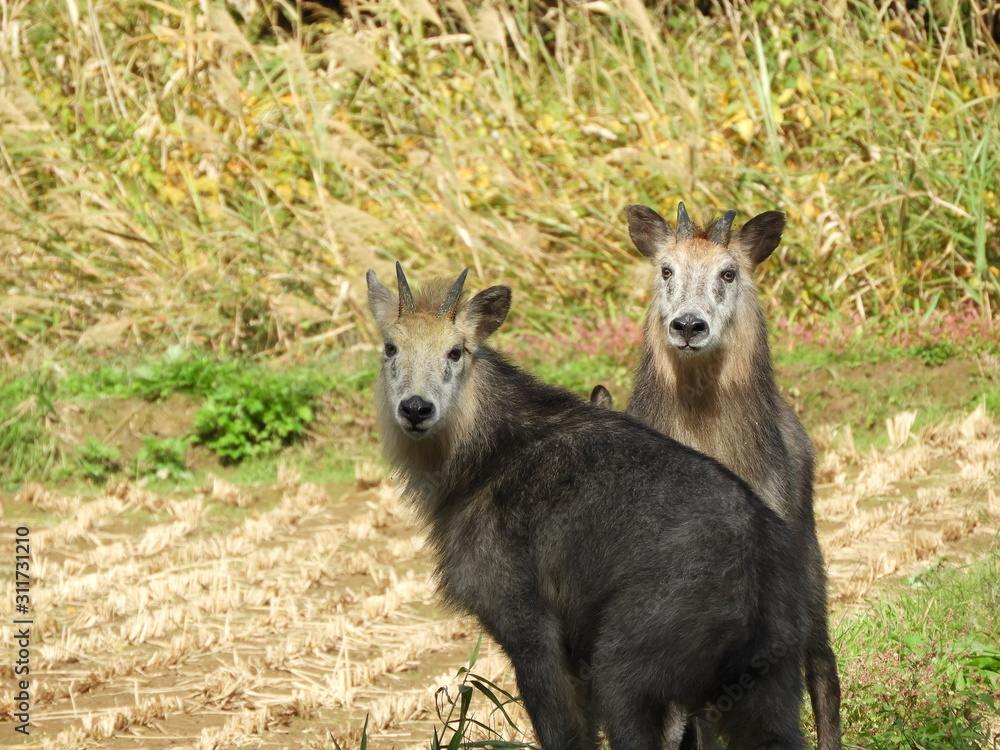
0,401,998,748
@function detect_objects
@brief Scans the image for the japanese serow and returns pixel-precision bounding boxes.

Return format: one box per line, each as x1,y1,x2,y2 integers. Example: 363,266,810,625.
367,263,809,750
625,203,841,750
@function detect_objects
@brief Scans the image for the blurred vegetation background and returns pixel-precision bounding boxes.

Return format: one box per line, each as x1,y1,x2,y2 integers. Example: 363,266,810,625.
0,0,998,362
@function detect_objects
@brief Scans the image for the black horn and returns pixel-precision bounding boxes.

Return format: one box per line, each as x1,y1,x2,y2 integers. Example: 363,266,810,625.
438,268,469,319
676,202,693,240
710,210,737,246
396,261,416,316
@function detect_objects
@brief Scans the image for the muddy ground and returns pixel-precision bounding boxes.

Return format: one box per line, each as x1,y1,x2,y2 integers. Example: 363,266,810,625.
1,361,999,749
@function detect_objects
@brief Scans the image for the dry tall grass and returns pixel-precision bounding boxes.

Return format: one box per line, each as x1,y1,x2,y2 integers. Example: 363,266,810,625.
1,0,998,358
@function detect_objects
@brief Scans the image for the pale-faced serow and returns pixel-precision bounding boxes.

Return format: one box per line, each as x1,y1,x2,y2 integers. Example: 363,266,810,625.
625,203,841,750
367,262,809,750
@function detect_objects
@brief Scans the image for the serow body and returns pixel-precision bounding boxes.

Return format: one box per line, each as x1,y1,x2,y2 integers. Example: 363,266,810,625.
367,263,809,750
624,203,841,750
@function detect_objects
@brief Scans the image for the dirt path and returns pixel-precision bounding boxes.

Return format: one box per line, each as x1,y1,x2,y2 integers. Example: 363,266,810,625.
1,407,997,749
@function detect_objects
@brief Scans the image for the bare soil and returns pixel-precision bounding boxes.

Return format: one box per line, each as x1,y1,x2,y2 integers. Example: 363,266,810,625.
1,361,998,749
52,395,217,474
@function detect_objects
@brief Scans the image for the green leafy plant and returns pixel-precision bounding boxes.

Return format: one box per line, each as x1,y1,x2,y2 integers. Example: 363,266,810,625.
332,638,530,750
136,436,191,481
193,374,320,464
76,436,121,484
910,341,958,367
430,636,530,750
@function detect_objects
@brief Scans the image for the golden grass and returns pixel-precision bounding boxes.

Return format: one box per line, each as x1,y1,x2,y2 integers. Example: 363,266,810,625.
1,0,998,359
819,405,1000,605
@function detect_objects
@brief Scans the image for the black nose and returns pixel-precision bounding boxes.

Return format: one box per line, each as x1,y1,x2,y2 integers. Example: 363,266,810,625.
399,396,435,427
670,314,709,343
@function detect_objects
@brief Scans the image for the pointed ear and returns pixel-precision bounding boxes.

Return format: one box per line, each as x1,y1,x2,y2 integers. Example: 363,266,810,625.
366,270,398,332
626,204,674,260
590,384,614,409
734,211,785,266
458,285,511,341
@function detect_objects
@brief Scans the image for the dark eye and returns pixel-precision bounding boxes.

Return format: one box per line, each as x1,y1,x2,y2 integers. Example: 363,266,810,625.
448,347,463,362
721,269,736,283
384,342,398,357
661,267,673,280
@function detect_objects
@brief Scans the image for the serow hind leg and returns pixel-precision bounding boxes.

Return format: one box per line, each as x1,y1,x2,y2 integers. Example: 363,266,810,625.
806,630,842,750
595,679,667,750
602,700,667,750
715,661,805,750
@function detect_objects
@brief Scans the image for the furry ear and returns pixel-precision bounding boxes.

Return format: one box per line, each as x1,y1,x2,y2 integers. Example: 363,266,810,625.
735,211,785,266
626,204,674,260
459,285,511,341
366,270,398,332
590,384,614,409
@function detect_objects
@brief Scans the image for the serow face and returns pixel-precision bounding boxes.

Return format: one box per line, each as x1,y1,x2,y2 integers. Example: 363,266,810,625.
656,249,744,353
626,202,786,356
366,263,512,441
379,316,470,439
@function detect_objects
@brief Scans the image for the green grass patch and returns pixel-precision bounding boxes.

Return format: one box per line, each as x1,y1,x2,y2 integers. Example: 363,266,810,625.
838,553,1000,749
211,448,355,487
789,362,1000,452
0,495,69,530
530,355,632,405
771,304,1000,371
832,371,935,432
61,347,255,401
0,377,57,491
0,348,375,490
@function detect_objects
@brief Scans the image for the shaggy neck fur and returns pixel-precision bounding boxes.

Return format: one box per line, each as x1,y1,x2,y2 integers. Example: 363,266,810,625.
628,293,785,507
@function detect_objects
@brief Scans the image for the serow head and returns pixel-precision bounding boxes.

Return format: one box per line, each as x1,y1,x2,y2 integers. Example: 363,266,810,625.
366,263,511,440
625,202,785,355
